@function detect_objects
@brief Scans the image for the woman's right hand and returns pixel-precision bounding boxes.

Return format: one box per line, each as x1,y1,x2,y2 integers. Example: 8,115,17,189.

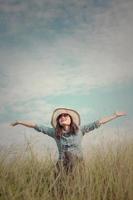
10,121,19,127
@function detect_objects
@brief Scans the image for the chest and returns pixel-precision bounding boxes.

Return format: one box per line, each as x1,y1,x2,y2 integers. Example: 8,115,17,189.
56,132,82,146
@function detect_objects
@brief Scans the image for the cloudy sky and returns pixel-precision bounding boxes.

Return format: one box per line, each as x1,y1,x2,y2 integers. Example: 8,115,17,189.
0,0,133,157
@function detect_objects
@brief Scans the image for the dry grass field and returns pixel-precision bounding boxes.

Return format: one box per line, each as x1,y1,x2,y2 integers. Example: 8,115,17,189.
0,135,132,200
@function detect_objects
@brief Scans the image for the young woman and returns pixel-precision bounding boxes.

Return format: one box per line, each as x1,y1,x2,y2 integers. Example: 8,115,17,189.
11,108,126,174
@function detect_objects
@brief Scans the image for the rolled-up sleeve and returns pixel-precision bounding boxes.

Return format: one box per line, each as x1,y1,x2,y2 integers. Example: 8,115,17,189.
34,124,55,138
80,120,101,135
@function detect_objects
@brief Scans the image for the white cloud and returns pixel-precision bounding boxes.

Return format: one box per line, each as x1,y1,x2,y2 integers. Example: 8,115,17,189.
0,0,133,123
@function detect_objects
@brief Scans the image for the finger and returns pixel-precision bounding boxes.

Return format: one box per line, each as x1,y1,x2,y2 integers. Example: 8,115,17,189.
11,122,16,126
122,112,127,115
10,124,14,127
10,123,13,126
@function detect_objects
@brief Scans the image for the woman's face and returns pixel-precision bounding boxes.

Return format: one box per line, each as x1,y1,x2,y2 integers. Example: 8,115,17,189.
58,113,71,126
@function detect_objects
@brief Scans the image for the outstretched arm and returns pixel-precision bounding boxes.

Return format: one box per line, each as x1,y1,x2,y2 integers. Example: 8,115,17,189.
10,121,55,138
99,112,127,125
10,120,36,128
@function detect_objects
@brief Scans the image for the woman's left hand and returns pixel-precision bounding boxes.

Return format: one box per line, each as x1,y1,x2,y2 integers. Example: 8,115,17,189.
114,111,127,117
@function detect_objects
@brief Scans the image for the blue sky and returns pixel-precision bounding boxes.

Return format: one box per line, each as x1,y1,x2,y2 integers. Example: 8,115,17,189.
0,0,133,153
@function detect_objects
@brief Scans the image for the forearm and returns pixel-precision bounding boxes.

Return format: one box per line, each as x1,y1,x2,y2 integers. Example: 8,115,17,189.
99,114,117,125
17,121,36,128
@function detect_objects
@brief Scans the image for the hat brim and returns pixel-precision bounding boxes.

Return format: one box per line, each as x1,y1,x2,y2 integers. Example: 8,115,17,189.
51,108,80,128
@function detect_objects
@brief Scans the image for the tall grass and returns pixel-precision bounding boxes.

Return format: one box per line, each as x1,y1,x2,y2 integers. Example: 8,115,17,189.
0,136,132,200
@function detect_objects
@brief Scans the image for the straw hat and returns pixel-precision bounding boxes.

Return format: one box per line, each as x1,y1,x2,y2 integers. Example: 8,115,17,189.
51,108,81,128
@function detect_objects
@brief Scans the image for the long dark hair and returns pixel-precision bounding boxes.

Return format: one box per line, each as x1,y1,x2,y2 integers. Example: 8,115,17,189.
55,114,79,139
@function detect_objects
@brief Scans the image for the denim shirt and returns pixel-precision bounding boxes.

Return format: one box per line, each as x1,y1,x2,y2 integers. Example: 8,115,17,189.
34,121,101,160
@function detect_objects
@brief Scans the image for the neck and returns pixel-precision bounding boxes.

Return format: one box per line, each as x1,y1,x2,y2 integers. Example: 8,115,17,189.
62,125,70,131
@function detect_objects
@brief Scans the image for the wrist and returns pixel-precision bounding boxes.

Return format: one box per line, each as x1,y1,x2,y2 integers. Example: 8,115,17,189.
113,113,118,118
17,120,21,124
